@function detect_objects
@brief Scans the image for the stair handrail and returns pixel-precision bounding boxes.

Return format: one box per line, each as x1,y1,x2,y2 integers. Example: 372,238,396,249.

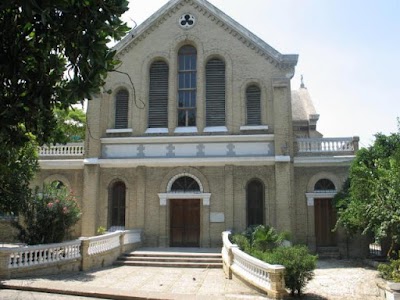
222,231,287,299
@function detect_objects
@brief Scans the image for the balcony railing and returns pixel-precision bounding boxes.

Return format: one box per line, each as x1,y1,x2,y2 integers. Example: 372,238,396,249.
39,144,84,157
296,137,359,155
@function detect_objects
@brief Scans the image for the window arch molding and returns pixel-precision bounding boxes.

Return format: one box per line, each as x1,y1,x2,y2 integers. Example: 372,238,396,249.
158,169,211,207
240,80,268,130
44,174,71,190
203,50,233,132
167,173,203,193
305,172,341,206
106,82,133,131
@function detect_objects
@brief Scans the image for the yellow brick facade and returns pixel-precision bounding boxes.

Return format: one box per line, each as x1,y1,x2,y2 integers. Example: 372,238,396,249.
11,0,366,257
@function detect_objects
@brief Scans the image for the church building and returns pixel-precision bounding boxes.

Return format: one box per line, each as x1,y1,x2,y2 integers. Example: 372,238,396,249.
34,0,364,257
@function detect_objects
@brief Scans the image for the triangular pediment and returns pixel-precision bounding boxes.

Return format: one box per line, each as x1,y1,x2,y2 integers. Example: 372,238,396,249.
114,0,298,69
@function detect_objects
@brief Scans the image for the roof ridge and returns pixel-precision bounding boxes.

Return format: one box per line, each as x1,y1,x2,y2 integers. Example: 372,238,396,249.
114,0,298,69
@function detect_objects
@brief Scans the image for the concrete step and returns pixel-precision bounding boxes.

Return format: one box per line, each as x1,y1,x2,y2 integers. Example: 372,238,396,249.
114,249,223,268
114,260,223,268
119,256,222,263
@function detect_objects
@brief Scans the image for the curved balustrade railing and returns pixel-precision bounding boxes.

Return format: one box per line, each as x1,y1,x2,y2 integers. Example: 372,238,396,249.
85,231,121,256
39,144,84,156
297,137,358,154
222,231,287,299
4,240,81,269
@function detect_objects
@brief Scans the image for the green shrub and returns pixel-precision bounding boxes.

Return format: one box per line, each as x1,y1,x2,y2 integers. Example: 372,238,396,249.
232,225,291,253
231,234,251,253
262,245,317,296
378,256,400,282
15,182,81,245
252,225,290,252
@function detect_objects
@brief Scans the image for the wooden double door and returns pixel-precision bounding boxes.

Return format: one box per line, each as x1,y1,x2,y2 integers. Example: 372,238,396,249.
170,199,200,247
314,198,337,247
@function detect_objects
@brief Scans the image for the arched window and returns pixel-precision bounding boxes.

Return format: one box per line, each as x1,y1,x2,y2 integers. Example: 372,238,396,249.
178,45,197,127
206,58,225,127
149,61,169,128
246,85,261,125
314,179,336,192
247,179,264,226
51,180,65,189
115,89,129,129
171,176,200,193
109,181,126,229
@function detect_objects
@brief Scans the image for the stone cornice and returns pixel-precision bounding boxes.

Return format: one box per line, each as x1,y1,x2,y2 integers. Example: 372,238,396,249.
115,0,298,70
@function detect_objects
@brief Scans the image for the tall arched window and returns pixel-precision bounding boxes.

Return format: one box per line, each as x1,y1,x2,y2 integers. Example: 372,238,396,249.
115,89,129,129
149,61,169,128
246,85,261,125
314,179,336,192
178,45,197,127
206,58,225,127
247,179,264,226
109,181,126,229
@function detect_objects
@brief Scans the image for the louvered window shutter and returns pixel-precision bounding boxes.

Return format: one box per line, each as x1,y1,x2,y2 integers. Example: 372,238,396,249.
246,85,261,125
115,90,129,129
149,61,169,128
206,59,225,127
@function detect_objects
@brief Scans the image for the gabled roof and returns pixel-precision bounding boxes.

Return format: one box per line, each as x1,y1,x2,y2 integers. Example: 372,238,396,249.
114,0,298,69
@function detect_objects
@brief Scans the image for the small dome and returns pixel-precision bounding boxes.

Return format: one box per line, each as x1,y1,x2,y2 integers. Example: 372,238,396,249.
291,87,318,121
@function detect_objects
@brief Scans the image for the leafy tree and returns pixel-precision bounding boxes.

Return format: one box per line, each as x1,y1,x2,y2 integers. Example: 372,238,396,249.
0,0,129,215
53,107,86,143
0,137,39,215
335,126,400,256
15,182,81,244
0,0,129,148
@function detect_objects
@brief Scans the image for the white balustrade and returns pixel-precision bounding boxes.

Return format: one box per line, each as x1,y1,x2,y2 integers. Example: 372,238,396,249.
39,144,84,156
86,232,121,256
5,240,81,269
297,137,355,153
123,229,142,245
222,231,286,298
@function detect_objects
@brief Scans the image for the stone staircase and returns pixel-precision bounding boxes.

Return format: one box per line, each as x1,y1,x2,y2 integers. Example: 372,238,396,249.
114,248,223,268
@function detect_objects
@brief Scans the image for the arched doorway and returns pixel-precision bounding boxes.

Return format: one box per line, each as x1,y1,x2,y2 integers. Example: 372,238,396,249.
169,176,201,247
246,179,264,227
314,179,337,247
109,181,126,231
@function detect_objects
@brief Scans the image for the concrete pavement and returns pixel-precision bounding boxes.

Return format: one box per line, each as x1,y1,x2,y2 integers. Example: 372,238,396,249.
0,259,382,300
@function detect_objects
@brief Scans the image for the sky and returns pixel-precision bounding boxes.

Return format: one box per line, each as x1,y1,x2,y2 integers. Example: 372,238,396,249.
121,0,400,147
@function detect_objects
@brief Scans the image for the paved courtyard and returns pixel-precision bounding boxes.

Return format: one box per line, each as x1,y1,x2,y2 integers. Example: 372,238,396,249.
0,259,382,299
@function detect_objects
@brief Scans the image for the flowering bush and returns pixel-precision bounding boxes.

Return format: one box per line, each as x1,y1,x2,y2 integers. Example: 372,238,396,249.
16,182,81,245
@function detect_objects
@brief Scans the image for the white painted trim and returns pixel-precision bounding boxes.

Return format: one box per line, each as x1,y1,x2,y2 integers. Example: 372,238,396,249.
95,157,276,168
167,173,204,193
240,125,269,131
158,193,211,206
203,126,228,133
275,155,291,162
84,158,99,165
101,134,275,144
39,160,84,170
106,128,133,134
305,192,337,207
145,128,169,134
294,156,355,166
174,127,198,134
